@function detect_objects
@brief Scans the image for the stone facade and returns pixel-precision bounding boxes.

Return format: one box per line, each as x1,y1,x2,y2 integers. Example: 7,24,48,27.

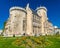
54,26,60,34
45,21,54,35
3,4,54,37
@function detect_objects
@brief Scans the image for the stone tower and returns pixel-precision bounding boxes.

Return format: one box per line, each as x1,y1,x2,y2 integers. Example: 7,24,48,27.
26,4,33,36
36,6,48,35
4,7,27,37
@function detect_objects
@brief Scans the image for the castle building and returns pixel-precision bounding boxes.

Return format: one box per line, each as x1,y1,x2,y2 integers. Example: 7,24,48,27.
54,26,60,34
3,4,54,37
45,20,54,35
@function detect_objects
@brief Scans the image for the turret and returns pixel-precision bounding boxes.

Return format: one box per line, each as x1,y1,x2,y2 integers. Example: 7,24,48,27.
36,6,47,17
26,3,33,36
36,6,48,35
8,7,27,36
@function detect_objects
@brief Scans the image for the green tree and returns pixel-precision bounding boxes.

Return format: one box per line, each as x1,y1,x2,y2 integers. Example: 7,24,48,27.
2,21,7,36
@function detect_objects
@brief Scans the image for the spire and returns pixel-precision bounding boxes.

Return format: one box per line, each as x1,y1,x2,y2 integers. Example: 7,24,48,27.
26,3,29,9
26,3,32,13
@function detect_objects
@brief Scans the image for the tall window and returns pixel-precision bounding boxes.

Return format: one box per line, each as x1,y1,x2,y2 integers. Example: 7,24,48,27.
23,20,25,31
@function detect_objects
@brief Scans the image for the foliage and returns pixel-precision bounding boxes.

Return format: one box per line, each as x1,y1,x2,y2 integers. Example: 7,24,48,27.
2,21,7,36
0,36,60,48
12,36,52,48
3,21,7,32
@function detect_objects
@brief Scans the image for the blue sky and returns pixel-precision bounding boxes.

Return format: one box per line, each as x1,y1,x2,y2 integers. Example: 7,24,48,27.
0,0,60,29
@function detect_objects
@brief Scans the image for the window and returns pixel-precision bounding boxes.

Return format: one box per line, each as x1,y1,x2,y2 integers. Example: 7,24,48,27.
23,20,26,31
15,16,16,17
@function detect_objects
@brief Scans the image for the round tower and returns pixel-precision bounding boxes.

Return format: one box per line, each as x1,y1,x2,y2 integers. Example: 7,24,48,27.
36,6,47,17
36,6,48,35
7,7,27,37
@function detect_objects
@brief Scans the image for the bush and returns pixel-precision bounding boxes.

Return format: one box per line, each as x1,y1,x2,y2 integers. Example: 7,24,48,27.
12,36,52,48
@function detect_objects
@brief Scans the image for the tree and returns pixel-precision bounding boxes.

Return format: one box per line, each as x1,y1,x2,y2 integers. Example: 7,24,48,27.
56,31,59,36
2,21,7,36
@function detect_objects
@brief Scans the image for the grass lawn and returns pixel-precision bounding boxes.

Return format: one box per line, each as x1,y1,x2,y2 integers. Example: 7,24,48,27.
0,35,60,48
45,36,60,48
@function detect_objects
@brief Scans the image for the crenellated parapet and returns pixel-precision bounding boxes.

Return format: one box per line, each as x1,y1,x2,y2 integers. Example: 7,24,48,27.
36,6,47,11
10,6,27,14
